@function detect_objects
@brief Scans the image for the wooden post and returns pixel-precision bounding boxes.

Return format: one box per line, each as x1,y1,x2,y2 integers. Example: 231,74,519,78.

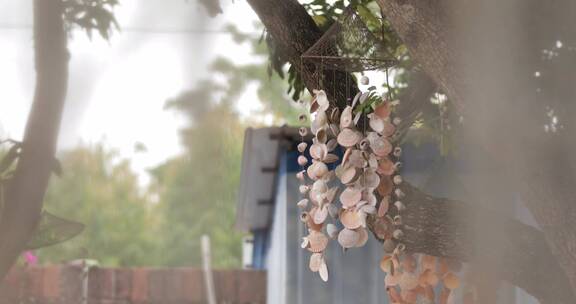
201,235,217,304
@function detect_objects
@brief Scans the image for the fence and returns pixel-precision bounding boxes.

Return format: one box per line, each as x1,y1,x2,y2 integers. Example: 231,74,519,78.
0,266,266,304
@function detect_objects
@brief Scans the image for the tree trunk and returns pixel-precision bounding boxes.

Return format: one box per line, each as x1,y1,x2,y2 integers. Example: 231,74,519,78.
246,0,576,302
0,0,69,280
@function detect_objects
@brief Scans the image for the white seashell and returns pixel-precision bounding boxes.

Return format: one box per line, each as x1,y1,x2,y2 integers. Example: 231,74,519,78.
368,154,378,168
393,215,403,226
326,139,338,152
309,189,322,204
314,90,330,112
361,169,380,188
374,102,391,119
298,155,308,166
308,231,329,253
337,128,363,147
348,149,366,168
393,146,402,157
319,261,329,282
360,75,369,85
315,127,328,143
301,237,309,248
338,228,359,248
340,106,354,129
311,179,328,194
297,199,309,209
359,138,370,150
399,272,419,291
330,107,340,123
368,113,385,133
339,165,358,185
380,255,394,273
309,253,323,272
296,170,306,181
377,157,396,176
393,229,404,239
328,124,340,138
323,154,339,163
355,227,369,247
394,201,406,212
351,92,362,108
371,137,393,157
299,185,310,194
385,273,401,287
382,120,396,137
394,188,405,198
324,187,338,204
313,205,329,224
326,224,338,238
297,142,308,153
393,175,403,185
359,204,376,214
340,210,363,229
362,191,377,206
393,117,402,126
309,143,328,160
307,161,328,180
311,112,326,135
339,187,362,208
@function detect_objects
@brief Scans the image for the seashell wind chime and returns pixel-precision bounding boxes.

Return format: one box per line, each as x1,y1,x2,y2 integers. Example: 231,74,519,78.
296,80,461,304
295,7,462,304
296,77,402,282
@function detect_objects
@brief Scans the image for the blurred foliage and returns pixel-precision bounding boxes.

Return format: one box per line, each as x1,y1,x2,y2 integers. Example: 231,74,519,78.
32,22,300,268
149,24,304,268
63,0,120,40
40,144,160,266
150,105,244,268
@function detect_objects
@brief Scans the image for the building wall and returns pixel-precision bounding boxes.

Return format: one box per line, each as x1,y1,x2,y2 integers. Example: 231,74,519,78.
267,153,389,304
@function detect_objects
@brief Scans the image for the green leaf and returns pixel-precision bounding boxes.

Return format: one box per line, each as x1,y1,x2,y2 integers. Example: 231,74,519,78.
25,211,85,250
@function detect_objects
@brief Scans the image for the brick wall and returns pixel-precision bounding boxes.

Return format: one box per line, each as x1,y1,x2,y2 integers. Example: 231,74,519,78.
0,266,266,304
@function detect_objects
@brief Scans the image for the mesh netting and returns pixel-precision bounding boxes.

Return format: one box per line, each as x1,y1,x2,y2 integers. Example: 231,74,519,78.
302,7,397,72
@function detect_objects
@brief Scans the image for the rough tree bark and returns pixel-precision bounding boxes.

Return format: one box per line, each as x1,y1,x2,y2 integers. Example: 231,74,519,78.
246,0,576,302
0,0,69,280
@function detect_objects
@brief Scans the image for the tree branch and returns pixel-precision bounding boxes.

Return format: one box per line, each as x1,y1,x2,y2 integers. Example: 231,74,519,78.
246,0,576,302
0,0,69,280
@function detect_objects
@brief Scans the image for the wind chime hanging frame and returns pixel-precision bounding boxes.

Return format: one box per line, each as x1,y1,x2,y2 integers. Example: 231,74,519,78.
295,6,462,304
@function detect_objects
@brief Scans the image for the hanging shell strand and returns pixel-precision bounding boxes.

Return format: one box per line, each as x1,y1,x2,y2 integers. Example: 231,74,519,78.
297,89,339,282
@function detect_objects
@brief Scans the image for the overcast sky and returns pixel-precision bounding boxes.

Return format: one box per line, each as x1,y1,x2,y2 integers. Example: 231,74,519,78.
0,0,261,183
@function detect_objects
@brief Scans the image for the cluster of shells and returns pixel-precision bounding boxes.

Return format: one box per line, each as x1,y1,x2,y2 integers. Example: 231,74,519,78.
380,253,462,304
296,77,461,303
